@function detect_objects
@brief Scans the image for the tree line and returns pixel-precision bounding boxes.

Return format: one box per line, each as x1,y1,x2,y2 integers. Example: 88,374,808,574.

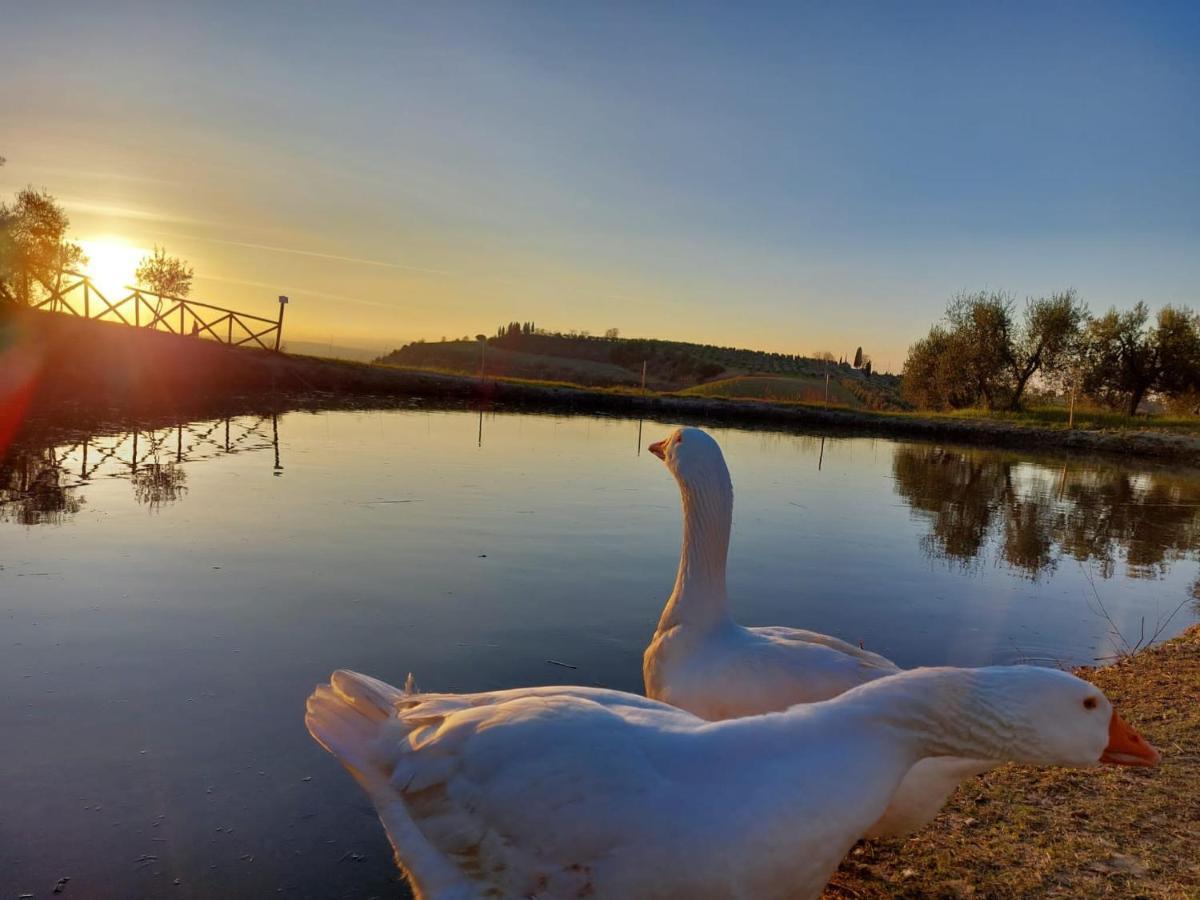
901,290,1200,416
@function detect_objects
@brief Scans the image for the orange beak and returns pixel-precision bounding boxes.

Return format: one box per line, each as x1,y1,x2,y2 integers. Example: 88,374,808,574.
1100,710,1160,767
648,439,667,460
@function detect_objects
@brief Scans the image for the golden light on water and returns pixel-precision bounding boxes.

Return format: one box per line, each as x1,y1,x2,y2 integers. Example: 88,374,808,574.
79,238,149,297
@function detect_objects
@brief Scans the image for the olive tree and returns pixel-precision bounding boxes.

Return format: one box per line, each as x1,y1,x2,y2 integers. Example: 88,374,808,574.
1080,304,1200,416
135,245,194,300
0,186,86,305
1006,290,1089,410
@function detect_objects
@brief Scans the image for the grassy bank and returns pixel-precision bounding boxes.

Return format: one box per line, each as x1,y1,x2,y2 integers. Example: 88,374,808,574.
826,625,1200,899
8,308,1200,464
941,405,1200,436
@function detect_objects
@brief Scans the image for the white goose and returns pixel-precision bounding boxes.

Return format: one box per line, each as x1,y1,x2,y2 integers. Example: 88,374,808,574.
643,426,991,837
307,665,1157,899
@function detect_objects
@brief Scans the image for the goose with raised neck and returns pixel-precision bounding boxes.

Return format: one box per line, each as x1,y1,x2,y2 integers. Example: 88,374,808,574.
644,426,991,837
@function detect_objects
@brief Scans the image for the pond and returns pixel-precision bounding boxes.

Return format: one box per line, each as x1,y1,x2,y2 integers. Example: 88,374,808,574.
2,405,1197,898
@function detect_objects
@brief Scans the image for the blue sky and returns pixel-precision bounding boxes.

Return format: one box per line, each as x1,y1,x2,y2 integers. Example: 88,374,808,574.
2,2,1197,365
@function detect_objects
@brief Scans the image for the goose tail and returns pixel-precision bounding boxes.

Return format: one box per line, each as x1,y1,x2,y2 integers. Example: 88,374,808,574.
306,670,478,900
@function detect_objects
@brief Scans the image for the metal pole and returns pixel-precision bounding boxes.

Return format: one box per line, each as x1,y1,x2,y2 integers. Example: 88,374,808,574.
273,413,283,475
1068,379,1077,429
275,296,289,351
641,360,647,394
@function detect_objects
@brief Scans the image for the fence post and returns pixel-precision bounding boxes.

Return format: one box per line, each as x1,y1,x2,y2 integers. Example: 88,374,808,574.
275,296,288,351
83,280,90,319
180,302,185,335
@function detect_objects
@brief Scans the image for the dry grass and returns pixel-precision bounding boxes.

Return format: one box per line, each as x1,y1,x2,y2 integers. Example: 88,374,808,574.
825,625,1200,900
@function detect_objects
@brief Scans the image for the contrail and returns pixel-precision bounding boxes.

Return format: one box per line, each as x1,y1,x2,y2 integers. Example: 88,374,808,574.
184,234,453,277
198,273,410,311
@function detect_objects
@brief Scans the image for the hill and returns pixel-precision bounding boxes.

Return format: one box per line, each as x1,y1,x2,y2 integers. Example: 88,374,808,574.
682,374,861,406
376,329,905,409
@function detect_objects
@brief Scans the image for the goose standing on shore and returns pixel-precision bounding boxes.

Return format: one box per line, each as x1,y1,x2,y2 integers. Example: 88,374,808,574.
306,665,1157,899
644,427,994,837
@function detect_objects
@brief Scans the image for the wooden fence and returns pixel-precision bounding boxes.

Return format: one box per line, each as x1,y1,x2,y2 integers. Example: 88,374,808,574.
32,271,287,351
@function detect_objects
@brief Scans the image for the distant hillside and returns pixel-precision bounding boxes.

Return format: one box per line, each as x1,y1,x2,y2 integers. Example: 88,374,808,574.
683,375,861,406
284,340,384,362
376,329,906,409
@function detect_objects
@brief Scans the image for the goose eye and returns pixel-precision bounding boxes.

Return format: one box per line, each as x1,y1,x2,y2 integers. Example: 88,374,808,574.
1083,697,1098,710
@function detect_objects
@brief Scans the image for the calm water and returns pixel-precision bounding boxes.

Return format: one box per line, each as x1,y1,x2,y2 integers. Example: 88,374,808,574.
2,406,1198,898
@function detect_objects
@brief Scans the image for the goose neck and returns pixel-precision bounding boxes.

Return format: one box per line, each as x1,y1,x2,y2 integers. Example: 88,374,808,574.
657,474,733,633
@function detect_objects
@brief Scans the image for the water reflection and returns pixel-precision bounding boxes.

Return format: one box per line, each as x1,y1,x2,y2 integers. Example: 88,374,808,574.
892,444,1200,581
0,446,85,525
0,414,282,525
3,406,1197,898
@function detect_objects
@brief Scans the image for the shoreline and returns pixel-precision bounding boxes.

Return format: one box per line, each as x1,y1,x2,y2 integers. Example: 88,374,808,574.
827,624,1200,899
8,308,1200,464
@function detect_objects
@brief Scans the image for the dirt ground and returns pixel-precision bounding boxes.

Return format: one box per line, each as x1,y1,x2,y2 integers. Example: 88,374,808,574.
825,625,1200,899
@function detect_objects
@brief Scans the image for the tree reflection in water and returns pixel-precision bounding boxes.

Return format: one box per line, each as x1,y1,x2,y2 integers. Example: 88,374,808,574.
892,444,1200,581
131,459,188,510
0,414,280,526
0,446,85,525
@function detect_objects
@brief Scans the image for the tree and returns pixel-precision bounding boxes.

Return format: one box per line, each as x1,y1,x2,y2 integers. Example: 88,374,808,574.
853,346,863,368
135,245,193,300
0,187,86,305
901,326,974,410
862,357,872,377
1006,291,1088,410
1080,304,1200,416
944,291,1017,409
604,327,620,340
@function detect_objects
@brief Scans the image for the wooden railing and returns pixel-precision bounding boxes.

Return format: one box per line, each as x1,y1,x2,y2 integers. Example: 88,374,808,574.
32,271,287,351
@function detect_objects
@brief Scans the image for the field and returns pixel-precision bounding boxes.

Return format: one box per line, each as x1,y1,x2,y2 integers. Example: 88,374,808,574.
377,332,904,404
377,339,641,387
681,374,862,407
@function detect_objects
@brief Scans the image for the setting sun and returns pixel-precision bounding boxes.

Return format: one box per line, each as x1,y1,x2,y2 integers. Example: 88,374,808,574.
79,237,148,298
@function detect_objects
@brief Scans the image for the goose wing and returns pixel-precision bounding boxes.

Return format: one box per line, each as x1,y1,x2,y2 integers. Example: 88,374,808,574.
308,673,697,898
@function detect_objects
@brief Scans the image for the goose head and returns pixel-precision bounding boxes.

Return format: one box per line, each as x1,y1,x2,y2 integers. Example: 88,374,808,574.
1007,667,1159,768
649,427,732,497
892,666,1161,769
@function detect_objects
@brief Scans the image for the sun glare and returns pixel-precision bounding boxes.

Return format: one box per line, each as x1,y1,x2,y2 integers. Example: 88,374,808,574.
79,238,149,298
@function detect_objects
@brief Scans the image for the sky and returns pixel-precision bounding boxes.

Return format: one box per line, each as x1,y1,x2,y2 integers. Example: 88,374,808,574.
2,2,1197,368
